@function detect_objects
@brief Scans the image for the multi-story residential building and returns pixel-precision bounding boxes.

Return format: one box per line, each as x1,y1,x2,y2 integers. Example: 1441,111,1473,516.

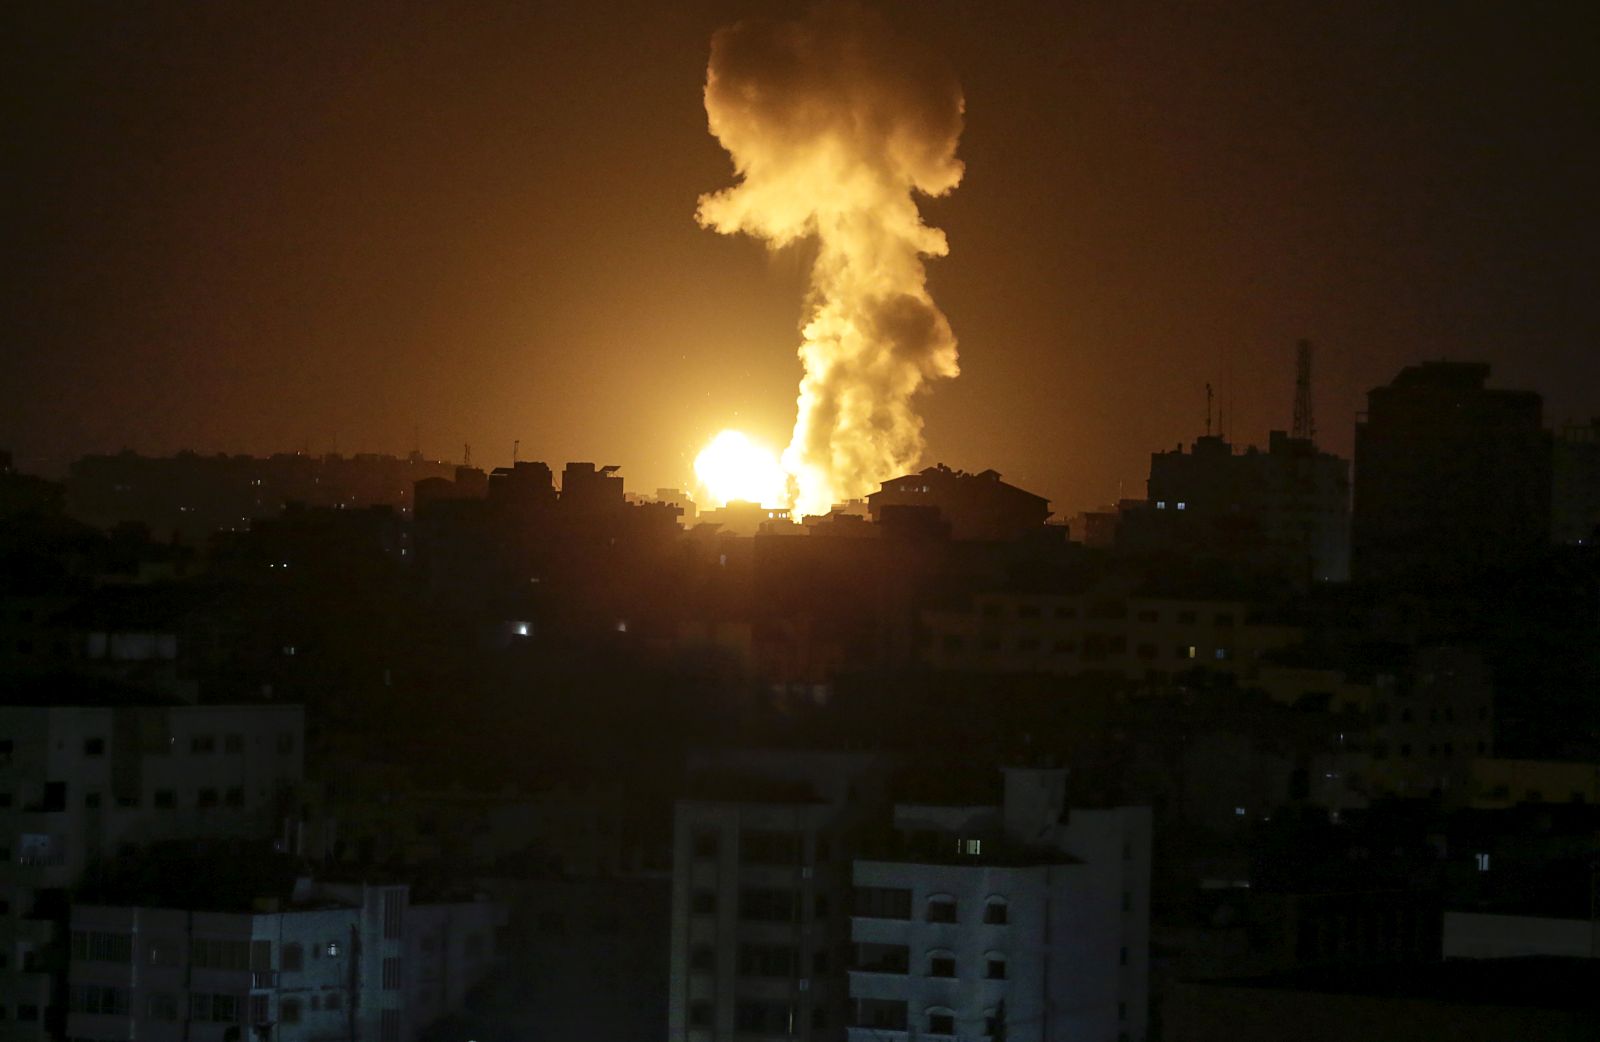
1353,361,1552,581
848,768,1151,1042
64,879,503,1042
1124,430,1351,584
867,466,1051,542
919,585,1300,684
667,750,893,1042
1552,418,1600,545
1365,646,1495,801
0,697,303,1041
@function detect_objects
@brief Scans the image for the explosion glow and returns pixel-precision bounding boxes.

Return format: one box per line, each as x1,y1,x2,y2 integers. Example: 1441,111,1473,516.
693,430,788,508
697,2,966,518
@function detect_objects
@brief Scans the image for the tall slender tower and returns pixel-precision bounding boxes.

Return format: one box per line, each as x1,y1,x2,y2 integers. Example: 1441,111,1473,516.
1292,339,1315,443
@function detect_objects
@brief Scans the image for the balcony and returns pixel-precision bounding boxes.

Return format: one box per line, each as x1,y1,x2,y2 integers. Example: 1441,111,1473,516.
250,971,278,989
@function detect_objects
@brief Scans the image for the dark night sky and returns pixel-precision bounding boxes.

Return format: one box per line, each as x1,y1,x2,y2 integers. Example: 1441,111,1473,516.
5,1,1596,515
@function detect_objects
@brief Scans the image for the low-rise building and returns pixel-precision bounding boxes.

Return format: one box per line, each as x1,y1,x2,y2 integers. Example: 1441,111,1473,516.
848,768,1151,1042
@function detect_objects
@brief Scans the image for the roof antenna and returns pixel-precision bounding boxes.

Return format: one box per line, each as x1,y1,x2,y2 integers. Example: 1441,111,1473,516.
1205,383,1214,437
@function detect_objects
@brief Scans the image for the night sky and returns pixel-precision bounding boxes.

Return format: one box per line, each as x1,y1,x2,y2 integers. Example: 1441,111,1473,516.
6,1,1596,515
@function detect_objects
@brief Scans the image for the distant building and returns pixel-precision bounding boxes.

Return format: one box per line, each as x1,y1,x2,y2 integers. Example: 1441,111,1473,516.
847,768,1151,1042
1352,362,1552,581
868,466,1050,542
0,697,304,1041
65,879,502,1042
919,585,1301,685
1116,431,1350,584
1551,418,1600,545
65,451,457,542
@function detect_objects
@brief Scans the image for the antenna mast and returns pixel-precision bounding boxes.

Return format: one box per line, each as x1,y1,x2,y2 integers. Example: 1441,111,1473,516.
1292,339,1316,443
1205,383,1214,437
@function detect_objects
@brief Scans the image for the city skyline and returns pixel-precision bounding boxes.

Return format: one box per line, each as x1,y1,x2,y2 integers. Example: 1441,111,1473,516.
7,1,1597,516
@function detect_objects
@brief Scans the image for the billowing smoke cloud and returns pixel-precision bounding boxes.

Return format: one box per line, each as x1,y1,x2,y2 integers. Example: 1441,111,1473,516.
697,1,965,517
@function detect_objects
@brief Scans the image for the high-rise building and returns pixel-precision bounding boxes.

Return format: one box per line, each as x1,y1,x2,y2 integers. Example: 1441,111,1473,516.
1352,362,1551,581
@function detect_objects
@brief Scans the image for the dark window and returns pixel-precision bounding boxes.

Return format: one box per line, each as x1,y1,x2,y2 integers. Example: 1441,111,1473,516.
281,943,304,971
738,944,796,978
929,955,956,977
84,791,101,809
738,888,796,922
854,886,911,920
224,734,244,754
691,830,719,859
1017,604,1041,619
196,788,218,808
928,1011,955,1035
224,786,244,807
690,891,717,915
382,957,402,990
1214,612,1235,627
190,735,215,754
83,738,105,756
739,830,802,865
280,998,301,1024
1136,609,1159,623
984,901,1008,924
926,898,957,923
148,992,179,1021
986,956,1007,979
690,945,715,972
736,1001,792,1033
1178,610,1197,624
689,1001,713,1027
153,789,176,809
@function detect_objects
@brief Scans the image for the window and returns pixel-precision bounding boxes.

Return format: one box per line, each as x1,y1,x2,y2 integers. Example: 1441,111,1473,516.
71,984,129,1015
928,954,956,978
190,994,241,1023
197,788,219,808
153,789,176,808
382,956,403,989
326,941,341,957
382,889,403,939
83,738,105,756
191,938,249,971
1119,946,1129,966
147,992,179,1021
1054,605,1077,619
739,830,802,865
691,830,719,858
963,838,982,856
736,1001,793,1033
1475,852,1490,872
190,735,216,754
381,1009,400,1042
1136,609,1159,623
689,1001,713,1027
926,897,957,923
323,992,342,1011
984,899,1008,925
1178,610,1197,623
84,791,101,809
738,888,797,922
1214,612,1235,627
854,886,911,920
225,786,244,807
690,945,715,972
928,1010,956,1034
281,942,304,971
277,733,296,755
985,954,1007,979
738,944,795,977
249,995,270,1023
280,998,302,1024
690,890,717,915
224,733,244,754
71,930,133,964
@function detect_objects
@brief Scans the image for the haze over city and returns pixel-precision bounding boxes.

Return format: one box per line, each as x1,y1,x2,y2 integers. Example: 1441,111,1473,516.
7,1,1596,515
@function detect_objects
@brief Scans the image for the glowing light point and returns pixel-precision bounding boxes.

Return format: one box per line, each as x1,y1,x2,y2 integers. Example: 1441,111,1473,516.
693,430,788,508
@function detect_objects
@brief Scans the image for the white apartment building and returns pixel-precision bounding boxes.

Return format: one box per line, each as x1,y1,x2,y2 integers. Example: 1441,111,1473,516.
65,880,503,1042
848,769,1151,1042
0,701,304,1041
667,750,892,1042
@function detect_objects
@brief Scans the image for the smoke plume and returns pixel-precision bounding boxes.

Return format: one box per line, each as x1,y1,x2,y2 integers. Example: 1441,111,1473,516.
697,1,965,517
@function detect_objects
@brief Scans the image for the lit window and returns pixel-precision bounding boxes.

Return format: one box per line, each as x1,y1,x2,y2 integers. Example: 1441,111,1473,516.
326,942,341,957
1234,806,1246,816
1475,852,1490,872
1176,501,1186,510
1155,501,1166,510
963,839,981,856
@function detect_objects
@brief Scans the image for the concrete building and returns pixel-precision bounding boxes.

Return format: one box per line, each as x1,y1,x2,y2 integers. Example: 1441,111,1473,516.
919,585,1301,685
848,768,1151,1042
1122,431,1350,584
1353,362,1552,581
64,879,503,1042
0,699,303,1041
868,467,1050,542
667,750,892,1042
1552,418,1600,545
